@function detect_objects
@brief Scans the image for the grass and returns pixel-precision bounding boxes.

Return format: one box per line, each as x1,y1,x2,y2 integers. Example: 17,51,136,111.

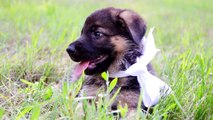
0,0,213,119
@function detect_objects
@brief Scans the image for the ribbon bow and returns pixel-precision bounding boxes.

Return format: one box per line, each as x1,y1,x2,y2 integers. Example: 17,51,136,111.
110,28,172,107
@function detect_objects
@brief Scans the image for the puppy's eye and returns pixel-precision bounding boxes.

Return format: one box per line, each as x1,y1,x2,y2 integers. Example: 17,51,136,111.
94,31,104,37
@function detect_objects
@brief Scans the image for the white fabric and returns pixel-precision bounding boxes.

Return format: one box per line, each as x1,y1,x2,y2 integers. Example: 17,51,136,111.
109,28,172,107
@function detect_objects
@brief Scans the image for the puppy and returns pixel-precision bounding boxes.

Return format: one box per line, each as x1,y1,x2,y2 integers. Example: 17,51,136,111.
66,7,155,114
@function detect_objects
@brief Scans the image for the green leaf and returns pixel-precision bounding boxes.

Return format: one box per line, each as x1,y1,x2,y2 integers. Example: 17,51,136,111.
30,104,41,120
43,87,53,100
0,108,5,119
109,78,118,92
136,93,143,119
118,103,128,118
164,103,176,112
20,79,34,86
101,72,108,81
108,87,121,107
16,106,33,120
62,82,68,97
74,72,85,97
38,76,46,89
171,93,186,116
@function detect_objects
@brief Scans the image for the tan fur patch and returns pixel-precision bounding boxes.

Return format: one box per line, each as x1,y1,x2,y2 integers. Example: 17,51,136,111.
111,90,140,108
117,77,129,87
110,36,128,53
108,36,129,73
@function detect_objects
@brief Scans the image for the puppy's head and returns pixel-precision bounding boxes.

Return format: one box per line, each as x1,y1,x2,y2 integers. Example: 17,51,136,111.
67,7,146,75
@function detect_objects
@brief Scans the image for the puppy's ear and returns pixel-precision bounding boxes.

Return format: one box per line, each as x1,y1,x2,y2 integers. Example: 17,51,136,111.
117,10,146,44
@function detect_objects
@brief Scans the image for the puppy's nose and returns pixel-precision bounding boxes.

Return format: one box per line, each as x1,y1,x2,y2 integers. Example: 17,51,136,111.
66,45,76,55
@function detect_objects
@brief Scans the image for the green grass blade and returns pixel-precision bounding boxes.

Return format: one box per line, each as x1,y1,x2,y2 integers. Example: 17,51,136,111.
16,106,33,120
30,104,41,120
109,78,118,92
0,108,5,120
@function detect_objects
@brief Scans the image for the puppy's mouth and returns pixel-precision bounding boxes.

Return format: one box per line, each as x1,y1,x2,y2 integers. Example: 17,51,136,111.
74,55,108,76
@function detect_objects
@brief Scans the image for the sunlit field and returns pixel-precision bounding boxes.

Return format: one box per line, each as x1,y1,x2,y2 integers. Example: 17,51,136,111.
0,0,212,119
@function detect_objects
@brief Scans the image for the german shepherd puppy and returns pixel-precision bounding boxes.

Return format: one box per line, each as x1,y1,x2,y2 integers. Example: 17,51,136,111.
66,7,155,114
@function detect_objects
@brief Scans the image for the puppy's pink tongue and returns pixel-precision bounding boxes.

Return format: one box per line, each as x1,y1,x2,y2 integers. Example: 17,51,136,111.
74,61,90,77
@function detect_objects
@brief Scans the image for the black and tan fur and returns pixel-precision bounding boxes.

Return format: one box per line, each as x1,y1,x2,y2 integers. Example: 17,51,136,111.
66,7,155,114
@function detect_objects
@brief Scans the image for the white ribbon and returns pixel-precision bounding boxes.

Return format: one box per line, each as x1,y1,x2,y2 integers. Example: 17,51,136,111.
110,27,172,107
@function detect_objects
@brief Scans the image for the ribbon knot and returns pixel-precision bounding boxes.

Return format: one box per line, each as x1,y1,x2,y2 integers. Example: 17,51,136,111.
110,27,172,107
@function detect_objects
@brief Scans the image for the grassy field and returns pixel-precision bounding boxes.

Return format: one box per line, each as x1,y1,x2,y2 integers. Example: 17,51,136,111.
0,0,213,119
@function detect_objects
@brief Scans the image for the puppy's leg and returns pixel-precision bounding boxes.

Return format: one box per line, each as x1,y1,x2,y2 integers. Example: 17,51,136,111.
126,108,138,120
111,89,140,118
75,102,85,119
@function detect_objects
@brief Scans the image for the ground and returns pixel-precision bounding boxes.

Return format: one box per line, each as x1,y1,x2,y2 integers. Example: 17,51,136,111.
0,0,212,119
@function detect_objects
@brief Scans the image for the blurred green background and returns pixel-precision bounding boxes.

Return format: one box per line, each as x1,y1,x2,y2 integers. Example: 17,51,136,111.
0,0,212,119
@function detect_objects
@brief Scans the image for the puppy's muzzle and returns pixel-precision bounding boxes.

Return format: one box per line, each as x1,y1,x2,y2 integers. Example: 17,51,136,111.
66,45,75,55
66,41,82,62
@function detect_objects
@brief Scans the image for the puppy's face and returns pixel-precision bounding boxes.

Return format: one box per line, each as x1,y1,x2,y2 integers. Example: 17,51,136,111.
67,7,146,75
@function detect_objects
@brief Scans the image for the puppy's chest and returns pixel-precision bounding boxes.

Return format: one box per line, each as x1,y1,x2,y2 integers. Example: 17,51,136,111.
80,75,140,97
